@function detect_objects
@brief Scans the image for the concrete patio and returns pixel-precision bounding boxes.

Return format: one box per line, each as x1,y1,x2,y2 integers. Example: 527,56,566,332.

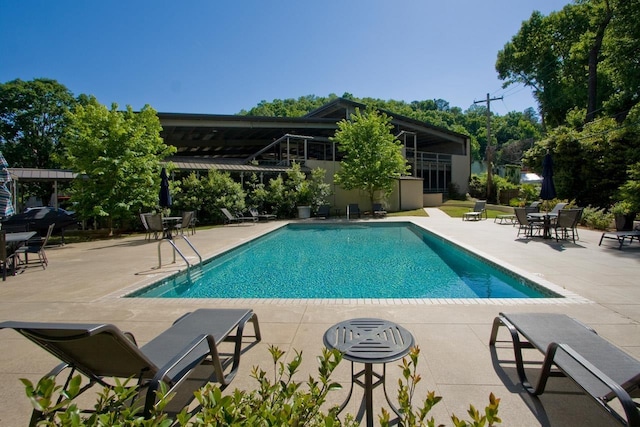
0,208,638,426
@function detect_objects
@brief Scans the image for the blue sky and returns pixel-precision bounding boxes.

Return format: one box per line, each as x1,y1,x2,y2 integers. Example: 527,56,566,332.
1,0,569,116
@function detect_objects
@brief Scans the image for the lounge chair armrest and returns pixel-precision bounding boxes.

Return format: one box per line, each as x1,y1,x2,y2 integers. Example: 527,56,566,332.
541,342,640,426
153,333,220,382
145,333,223,415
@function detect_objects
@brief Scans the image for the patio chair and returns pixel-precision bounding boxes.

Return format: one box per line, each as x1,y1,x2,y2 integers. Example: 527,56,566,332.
347,203,361,218
489,312,640,426
221,208,257,225
14,223,54,270
140,213,152,240
553,208,583,242
514,207,543,238
315,204,330,219
145,213,167,239
462,201,487,221
173,211,194,236
249,208,276,221
372,203,387,218
0,308,261,424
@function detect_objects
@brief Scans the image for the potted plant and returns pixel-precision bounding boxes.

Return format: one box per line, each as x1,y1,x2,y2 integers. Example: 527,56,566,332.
611,201,637,231
295,181,312,219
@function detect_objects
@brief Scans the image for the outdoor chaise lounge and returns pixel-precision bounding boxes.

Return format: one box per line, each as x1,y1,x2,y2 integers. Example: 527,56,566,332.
249,208,276,221
0,308,261,424
599,228,640,250
372,203,387,218
315,204,330,219
462,201,487,221
489,312,640,426
221,208,257,225
347,203,361,218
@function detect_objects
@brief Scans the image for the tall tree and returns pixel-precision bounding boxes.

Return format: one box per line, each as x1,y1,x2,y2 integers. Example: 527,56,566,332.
60,97,175,232
497,0,637,126
331,108,410,207
0,78,76,168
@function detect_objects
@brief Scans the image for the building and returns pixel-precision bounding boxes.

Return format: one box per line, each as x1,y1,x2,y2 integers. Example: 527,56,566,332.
158,98,470,210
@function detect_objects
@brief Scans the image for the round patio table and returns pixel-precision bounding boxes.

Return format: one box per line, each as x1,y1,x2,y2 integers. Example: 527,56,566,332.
323,318,414,427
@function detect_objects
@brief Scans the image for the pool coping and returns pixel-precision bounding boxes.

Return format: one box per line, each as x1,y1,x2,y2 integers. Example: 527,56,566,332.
105,219,592,305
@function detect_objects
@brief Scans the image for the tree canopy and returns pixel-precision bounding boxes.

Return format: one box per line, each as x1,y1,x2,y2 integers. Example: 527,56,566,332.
0,78,76,169
331,108,410,206
496,0,640,127
60,97,175,231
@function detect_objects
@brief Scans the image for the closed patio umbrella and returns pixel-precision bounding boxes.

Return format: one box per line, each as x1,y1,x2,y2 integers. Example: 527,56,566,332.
539,152,556,200
159,168,172,208
0,151,15,218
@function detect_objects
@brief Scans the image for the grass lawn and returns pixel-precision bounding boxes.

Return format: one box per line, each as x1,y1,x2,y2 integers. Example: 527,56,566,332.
438,204,510,219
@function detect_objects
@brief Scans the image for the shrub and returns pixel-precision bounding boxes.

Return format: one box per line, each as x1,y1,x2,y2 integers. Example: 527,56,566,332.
23,346,501,427
468,174,487,199
581,206,614,230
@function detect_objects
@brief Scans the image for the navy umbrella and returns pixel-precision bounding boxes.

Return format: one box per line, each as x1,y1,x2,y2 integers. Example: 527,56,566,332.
159,168,172,208
539,152,557,200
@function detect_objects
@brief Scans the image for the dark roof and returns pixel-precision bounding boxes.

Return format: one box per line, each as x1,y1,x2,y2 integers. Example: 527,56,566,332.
157,98,469,164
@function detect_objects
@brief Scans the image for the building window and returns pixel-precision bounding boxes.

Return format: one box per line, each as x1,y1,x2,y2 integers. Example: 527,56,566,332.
412,152,452,193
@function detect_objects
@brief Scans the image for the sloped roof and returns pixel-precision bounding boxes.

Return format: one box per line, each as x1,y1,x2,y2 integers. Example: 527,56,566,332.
9,168,77,181
157,98,469,163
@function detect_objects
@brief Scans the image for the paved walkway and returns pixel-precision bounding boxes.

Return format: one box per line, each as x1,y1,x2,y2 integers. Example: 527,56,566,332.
0,211,638,426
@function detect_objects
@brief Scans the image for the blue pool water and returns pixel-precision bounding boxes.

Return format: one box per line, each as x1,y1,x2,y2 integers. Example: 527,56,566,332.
129,222,559,299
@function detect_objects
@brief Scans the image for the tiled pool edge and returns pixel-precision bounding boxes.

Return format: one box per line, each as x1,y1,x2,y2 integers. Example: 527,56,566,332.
101,219,592,305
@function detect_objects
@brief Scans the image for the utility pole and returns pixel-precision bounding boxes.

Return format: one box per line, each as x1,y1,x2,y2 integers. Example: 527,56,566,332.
474,93,503,203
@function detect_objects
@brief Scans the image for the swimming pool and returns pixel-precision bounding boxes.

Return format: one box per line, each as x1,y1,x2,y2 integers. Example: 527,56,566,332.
128,222,562,299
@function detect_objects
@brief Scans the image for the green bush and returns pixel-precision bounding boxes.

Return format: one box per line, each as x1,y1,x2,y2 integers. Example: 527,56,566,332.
581,206,614,230
468,174,487,199
23,346,501,427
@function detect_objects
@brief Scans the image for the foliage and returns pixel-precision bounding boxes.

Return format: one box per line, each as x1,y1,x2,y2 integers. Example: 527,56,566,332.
617,161,640,213
610,200,636,215
381,346,500,427
22,346,500,427
21,374,173,426
332,108,410,206
177,346,352,426
60,97,174,232
496,0,639,127
0,78,77,203
171,172,205,214
0,78,76,169
468,174,487,200
447,182,466,201
493,175,518,205
199,169,246,223
580,206,613,230
523,108,640,209
251,164,330,218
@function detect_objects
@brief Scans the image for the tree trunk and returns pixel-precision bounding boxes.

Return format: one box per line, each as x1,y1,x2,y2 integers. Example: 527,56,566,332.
586,3,612,123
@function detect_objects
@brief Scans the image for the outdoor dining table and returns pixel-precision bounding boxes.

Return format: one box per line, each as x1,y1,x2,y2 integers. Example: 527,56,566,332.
162,216,182,239
323,318,414,427
527,212,558,239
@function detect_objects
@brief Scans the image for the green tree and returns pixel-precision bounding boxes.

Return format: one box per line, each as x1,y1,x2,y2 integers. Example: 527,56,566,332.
0,78,76,168
60,97,174,232
497,0,638,127
332,108,410,207
200,169,246,223
0,78,77,204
